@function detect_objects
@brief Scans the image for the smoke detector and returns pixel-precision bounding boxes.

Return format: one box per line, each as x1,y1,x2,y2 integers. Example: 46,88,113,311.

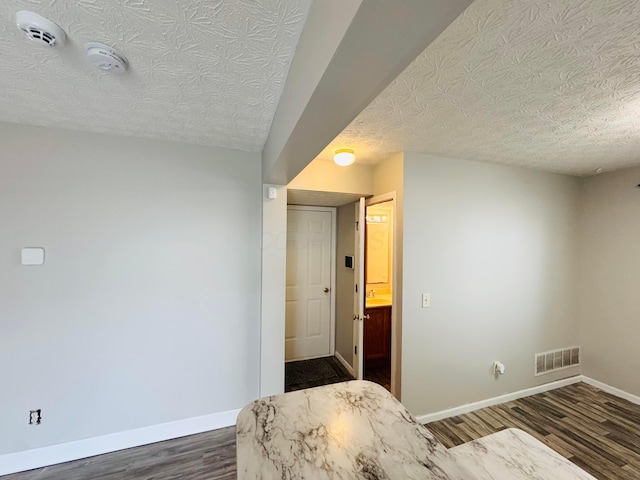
16,11,66,47
85,43,129,74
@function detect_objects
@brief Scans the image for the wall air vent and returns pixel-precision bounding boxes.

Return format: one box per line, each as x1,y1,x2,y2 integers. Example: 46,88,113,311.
535,346,580,376
16,11,67,47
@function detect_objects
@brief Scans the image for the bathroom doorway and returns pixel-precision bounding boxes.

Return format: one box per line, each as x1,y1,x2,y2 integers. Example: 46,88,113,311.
363,198,394,392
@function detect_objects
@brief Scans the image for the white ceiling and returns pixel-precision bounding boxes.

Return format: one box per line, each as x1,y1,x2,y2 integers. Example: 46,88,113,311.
0,0,310,151
317,0,640,176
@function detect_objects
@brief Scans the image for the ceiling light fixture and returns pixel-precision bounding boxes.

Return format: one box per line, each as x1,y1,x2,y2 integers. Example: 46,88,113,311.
334,148,355,167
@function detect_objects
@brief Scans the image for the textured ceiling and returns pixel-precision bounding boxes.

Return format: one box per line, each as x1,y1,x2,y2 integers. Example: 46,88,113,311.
0,0,310,151
317,0,640,176
287,189,366,207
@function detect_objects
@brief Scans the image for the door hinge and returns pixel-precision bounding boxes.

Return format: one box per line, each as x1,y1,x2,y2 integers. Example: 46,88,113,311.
355,220,359,231
354,346,358,355
355,283,358,292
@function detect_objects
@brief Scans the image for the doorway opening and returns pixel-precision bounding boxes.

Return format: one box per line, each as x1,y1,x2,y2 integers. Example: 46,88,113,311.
282,190,400,397
363,200,394,391
284,204,355,392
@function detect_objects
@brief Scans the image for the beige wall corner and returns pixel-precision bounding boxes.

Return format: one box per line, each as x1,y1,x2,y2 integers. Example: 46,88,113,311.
335,203,357,368
580,166,640,396
288,160,374,195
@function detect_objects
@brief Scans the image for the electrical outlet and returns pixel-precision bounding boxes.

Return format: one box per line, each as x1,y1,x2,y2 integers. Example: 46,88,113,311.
29,409,41,425
422,293,431,308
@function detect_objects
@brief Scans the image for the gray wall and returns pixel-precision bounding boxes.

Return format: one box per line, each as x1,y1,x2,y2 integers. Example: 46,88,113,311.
580,167,640,395
0,123,262,455
260,185,288,396
335,202,356,367
401,153,582,416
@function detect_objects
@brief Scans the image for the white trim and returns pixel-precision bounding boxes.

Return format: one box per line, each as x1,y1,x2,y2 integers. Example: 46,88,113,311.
581,376,640,406
284,353,334,363
0,408,241,476
415,376,582,424
335,350,355,377
365,192,395,206
353,198,366,380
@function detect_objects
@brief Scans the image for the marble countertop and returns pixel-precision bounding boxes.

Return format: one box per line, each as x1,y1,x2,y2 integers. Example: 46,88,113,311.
450,428,597,479
236,380,474,479
236,381,596,480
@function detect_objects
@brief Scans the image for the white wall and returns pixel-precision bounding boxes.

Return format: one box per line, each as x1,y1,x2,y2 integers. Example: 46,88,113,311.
0,123,262,455
580,167,640,395
401,153,582,416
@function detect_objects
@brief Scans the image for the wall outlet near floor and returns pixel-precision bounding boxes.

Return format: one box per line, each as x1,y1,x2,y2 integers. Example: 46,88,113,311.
29,409,41,425
422,293,431,308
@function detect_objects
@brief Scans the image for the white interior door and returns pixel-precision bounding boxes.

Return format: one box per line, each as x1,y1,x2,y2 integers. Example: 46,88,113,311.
285,207,334,361
352,198,366,379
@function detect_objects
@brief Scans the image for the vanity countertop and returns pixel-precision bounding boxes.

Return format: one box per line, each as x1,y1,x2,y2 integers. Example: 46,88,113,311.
236,380,473,480
365,295,392,308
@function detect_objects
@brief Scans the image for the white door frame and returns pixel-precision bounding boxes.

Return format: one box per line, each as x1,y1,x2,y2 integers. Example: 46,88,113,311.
286,205,337,361
363,192,400,399
353,198,366,380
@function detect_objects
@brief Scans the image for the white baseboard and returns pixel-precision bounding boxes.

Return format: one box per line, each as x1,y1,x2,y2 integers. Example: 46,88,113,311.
416,376,582,424
581,376,640,406
334,350,355,377
0,408,241,477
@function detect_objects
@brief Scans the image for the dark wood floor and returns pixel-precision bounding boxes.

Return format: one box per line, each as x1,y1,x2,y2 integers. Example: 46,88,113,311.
428,382,640,480
5,382,640,479
364,363,391,392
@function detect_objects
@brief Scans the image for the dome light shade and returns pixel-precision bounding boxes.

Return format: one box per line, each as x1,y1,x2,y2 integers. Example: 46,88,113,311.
334,148,355,166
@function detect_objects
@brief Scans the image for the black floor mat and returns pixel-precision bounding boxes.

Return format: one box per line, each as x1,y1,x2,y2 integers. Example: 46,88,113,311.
285,356,354,392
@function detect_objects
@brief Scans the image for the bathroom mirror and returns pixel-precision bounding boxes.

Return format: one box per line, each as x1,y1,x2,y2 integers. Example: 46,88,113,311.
366,207,391,284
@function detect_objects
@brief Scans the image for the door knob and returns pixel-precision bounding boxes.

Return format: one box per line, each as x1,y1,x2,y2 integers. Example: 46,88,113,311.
324,287,330,293
363,314,370,320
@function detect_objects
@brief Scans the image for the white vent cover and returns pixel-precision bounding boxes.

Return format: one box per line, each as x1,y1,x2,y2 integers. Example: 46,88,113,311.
15,11,66,47
85,43,128,74
535,346,580,376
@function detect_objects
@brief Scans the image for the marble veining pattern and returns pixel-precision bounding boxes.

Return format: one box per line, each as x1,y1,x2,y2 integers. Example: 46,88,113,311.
450,428,598,479
236,381,474,479
0,0,310,150
317,0,640,175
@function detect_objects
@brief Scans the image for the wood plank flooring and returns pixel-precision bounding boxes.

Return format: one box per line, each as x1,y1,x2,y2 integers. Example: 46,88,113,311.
428,382,640,480
2,427,236,480
4,382,640,479
364,363,391,392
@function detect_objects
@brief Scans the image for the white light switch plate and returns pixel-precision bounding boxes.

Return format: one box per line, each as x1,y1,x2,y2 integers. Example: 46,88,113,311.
21,248,45,265
422,293,431,308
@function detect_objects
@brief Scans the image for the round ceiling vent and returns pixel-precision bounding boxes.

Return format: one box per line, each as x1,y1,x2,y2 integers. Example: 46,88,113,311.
85,42,129,74
16,11,67,47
